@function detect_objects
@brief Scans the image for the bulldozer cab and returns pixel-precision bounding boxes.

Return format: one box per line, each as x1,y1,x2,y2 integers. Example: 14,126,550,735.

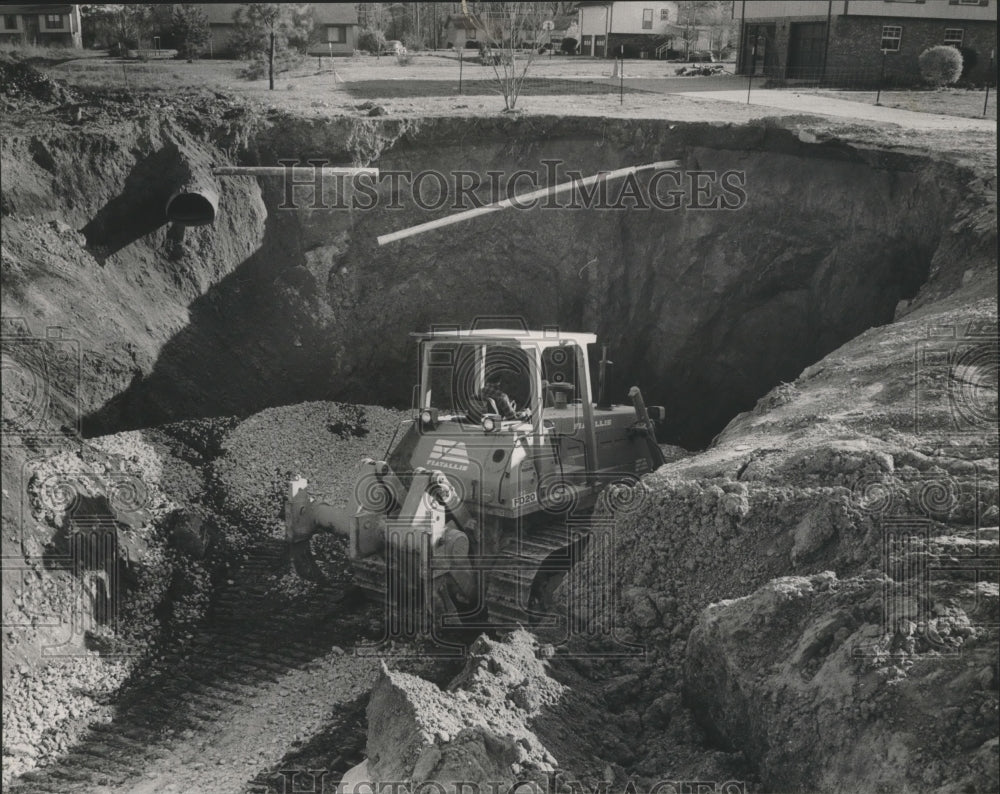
412,329,602,486
415,330,595,417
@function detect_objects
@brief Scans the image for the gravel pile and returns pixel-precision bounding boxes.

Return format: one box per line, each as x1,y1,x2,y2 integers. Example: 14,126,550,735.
211,401,410,536
2,654,132,785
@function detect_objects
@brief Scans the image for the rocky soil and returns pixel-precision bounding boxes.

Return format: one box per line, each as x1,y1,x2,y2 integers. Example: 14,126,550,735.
2,58,997,793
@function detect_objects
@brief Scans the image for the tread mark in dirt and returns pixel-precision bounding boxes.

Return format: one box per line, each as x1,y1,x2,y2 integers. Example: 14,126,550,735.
8,540,378,794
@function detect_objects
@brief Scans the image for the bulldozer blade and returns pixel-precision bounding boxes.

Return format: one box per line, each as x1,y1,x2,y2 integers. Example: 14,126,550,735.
288,539,327,582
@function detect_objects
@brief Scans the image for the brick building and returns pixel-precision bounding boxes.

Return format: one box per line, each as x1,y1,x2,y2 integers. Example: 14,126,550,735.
734,0,997,85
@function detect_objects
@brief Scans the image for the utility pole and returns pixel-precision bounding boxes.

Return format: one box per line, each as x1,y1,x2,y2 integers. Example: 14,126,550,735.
268,28,275,90
875,48,887,105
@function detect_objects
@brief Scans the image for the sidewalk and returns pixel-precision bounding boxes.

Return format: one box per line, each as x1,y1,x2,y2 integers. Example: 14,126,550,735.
675,88,997,131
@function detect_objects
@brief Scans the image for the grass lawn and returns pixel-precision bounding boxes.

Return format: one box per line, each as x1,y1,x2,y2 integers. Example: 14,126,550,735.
345,77,645,100
808,86,996,120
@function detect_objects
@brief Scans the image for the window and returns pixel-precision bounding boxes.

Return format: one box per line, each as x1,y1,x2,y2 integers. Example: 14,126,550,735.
642,8,653,29
880,25,902,51
326,25,346,43
944,28,964,45
958,0,983,5
44,13,63,29
660,8,670,20
3,15,18,30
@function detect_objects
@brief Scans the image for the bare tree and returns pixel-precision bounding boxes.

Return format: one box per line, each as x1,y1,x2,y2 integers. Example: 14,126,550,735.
467,1,550,111
675,1,734,59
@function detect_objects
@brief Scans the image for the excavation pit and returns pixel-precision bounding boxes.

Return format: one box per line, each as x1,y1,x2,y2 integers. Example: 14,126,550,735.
74,117,957,450
1,103,995,794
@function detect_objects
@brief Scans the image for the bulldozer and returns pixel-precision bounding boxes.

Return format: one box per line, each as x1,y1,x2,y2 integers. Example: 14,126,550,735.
285,327,666,630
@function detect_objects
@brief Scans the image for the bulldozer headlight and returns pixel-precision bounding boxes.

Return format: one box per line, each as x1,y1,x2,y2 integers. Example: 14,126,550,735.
482,415,498,433
648,405,666,422
419,408,439,429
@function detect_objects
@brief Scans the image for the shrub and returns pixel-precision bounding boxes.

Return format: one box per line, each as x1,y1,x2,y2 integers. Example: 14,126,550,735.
240,50,302,80
918,45,963,87
357,28,385,55
561,37,578,55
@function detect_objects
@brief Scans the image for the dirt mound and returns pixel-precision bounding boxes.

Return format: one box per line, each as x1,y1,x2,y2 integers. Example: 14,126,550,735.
0,427,211,785
554,179,996,786
365,631,562,788
0,57,76,105
685,571,999,792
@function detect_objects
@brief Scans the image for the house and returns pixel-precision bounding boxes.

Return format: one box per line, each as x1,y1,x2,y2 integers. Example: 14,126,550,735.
444,13,480,49
0,4,82,48
577,1,716,58
734,0,997,84
202,3,358,57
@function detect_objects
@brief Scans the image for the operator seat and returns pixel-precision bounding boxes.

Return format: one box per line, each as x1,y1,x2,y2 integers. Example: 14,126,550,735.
466,396,499,424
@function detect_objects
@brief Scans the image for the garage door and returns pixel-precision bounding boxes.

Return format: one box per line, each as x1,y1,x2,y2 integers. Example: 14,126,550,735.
787,22,826,79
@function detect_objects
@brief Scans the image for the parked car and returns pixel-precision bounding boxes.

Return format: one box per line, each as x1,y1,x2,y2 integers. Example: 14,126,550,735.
380,40,406,56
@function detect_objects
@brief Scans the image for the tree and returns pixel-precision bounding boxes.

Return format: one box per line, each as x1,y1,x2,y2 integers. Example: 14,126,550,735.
469,1,551,111
357,28,387,55
170,4,211,60
674,1,735,59
80,5,121,49
231,3,314,89
106,4,153,54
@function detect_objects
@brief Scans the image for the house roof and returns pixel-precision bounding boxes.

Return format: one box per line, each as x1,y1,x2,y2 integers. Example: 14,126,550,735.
2,4,76,13
202,3,357,26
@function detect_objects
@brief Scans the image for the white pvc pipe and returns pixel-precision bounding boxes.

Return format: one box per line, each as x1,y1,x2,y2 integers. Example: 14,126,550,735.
212,166,379,177
377,159,681,246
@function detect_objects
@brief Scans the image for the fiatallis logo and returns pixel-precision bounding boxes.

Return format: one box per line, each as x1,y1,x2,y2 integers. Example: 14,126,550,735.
427,439,470,471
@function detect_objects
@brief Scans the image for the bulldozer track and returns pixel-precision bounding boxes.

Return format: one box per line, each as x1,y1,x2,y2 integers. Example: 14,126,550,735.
9,539,378,794
487,523,588,628
347,522,588,630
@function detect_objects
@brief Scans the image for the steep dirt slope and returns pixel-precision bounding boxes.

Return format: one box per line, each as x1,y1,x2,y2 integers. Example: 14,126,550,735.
560,185,997,788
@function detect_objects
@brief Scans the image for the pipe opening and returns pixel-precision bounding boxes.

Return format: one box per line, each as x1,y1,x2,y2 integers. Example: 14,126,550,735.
165,190,217,226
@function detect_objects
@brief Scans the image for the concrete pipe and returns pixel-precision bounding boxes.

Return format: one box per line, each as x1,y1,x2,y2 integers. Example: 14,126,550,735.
165,179,219,226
